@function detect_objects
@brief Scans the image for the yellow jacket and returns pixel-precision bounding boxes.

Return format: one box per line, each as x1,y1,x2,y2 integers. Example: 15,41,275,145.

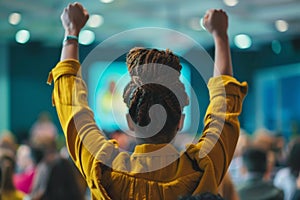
47,59,247,200
1,190,25,200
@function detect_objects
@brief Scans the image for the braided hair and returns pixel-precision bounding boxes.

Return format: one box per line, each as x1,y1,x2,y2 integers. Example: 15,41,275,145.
123,47,189,142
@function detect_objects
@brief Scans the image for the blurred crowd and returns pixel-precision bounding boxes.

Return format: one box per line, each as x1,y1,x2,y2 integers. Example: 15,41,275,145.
1,112,300,200
0,112,87,200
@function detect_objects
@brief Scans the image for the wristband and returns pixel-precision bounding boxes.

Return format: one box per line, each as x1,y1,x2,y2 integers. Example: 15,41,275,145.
63,35,78,44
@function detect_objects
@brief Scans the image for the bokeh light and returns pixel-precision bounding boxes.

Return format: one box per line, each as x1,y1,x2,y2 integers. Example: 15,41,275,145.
234,34,252,49
79,30,95,45
9,12,21,25
15,29,30,44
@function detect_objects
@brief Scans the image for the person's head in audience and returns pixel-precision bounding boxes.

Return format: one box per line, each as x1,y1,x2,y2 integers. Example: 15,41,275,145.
178,192,224,200
286,137,300,177
29,111,58,153
0,148,15,192
272,132,287,167
15,144,36,173
252,128,275,152
252,129,278,180
0,147,25,199
241,147,267,177
31,156,85,200
234,128,251,158
0,130,18,154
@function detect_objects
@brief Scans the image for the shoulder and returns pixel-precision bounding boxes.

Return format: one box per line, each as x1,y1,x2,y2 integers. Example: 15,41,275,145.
274,167,295,183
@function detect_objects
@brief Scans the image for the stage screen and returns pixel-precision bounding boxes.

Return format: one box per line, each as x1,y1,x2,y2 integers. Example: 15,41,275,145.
88,61,192,133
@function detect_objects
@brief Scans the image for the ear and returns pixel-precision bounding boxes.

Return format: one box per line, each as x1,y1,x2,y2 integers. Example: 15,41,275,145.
126,113,135,131
177,114,185,131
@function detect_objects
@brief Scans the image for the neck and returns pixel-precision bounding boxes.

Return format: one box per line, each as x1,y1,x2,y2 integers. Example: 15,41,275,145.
135,131,176,145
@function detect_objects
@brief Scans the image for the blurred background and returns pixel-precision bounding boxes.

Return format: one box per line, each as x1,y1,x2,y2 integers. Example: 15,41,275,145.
1,0,300,142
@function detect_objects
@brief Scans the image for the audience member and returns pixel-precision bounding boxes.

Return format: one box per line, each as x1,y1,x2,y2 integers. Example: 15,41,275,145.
29,111,58,147
237,147,283,200
13,144,36,194
218,172,240,200
179,192,224,200
252,128,278,180
273,132,287,169
229,128,252,186
274,137,300,200
0,147,25,200
29,156,85,200
0,130,18,154
47,3,247,199
292,172,300,200
252,128,275,152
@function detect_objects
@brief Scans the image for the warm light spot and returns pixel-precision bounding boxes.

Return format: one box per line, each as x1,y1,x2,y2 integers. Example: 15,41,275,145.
9,12,21,25
275,20,289,32
223,0,239,7
87,14,104,28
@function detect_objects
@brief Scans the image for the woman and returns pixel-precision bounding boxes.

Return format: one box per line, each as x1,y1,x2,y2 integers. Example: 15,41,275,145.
47,3,247,199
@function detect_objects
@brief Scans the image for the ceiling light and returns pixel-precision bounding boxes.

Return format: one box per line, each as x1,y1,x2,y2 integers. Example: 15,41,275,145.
100,0,114,3
9,12,21,25
234,34,252,49
223,0,239,7
87,14,104,28
188,17,202,31
15,29,30,44
79,30,95,45
275,20,288,32
271,40,281,54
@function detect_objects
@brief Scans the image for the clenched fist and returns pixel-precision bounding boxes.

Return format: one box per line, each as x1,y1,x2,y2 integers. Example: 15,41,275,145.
61,2,89,36
203,9,228,37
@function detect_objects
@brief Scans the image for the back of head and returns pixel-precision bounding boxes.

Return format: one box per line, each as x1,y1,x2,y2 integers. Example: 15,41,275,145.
242,147,267,174
40,157,84,200
0,130,17,154
179,192,224,200
0,148,16,192
287,138,300,177
123,47,189,143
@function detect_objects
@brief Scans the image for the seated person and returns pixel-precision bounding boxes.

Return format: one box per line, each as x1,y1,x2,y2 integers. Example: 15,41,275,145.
237,147,283,200
0,147,25,200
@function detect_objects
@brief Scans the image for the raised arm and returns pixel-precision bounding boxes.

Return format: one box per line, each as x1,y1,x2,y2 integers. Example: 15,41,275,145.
47,3,117,199
203,9,233,77
60,3,89,61
187,10,247,194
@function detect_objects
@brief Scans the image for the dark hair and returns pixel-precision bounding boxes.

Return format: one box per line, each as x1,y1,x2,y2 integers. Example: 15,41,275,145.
242,147,267,173
179,192,224,200
40,157,84,200
0,148,16,192
287,139,300,177
123,47,189,142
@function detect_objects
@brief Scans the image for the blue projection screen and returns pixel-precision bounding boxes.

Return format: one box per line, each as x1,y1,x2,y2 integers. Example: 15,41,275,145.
88,61,191,133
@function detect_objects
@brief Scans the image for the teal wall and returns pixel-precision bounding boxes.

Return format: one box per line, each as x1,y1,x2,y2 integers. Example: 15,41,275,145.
0,44,10,132
5,38,300,141
9,42,61,142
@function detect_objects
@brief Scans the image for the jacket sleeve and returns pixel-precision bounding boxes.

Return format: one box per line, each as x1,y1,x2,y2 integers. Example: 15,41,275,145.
47,59,118,199
186,75,248,194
